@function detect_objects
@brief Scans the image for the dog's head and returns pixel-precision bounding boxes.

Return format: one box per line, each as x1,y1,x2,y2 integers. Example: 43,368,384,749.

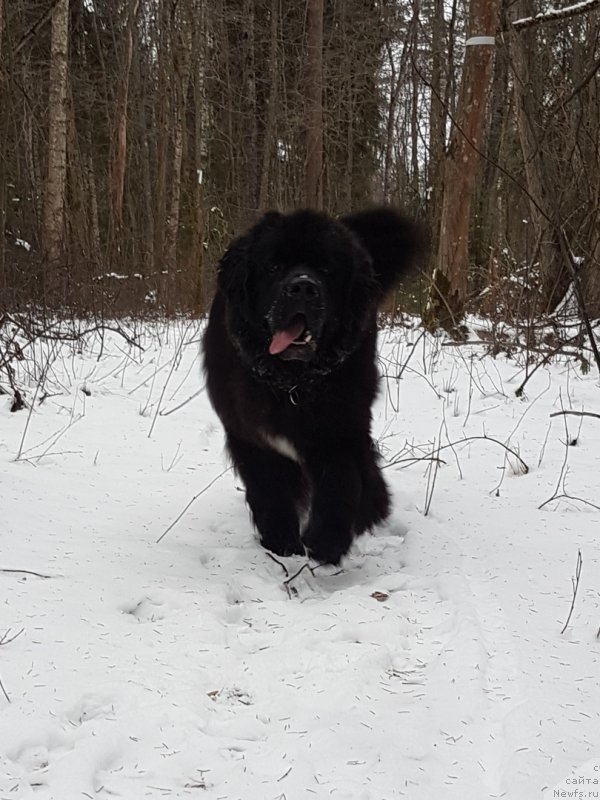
217,208,422,387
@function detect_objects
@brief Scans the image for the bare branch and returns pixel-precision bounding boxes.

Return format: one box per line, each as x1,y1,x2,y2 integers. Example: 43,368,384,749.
512,0,600,30
561,550,583,635
385,434,529,476
514,330,588,398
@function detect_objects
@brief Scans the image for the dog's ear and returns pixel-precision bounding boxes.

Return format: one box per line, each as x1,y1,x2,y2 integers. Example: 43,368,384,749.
217,212,283,303
341,207,427,298
252,210,283,235
336,247,379,353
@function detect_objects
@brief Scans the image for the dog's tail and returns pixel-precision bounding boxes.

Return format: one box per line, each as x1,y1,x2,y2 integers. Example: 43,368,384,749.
341,207,427,298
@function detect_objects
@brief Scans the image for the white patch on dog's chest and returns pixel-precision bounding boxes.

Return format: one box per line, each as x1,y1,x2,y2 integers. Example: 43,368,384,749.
260,431,301,463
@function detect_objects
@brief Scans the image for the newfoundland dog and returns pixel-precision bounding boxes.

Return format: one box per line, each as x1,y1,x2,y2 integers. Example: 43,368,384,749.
203,207,422,565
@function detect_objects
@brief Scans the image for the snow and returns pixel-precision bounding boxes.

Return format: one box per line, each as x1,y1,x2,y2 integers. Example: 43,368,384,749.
95,273,144,281
512,0,599,29
1,320,600,799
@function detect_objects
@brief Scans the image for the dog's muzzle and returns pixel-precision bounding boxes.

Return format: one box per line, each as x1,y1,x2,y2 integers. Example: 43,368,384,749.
267,270,325,361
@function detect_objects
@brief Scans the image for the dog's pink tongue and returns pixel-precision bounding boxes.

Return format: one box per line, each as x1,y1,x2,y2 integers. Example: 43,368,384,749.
269,319,305,355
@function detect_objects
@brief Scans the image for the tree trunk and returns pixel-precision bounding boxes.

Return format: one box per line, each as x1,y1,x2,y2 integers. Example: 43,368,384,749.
243,0,258,219
258,0,279,211
304,0,324,209
42,0,69,278
191,0,209,305
154,0,170,276
66,88,90,265
111,0,140,259
410,0,421,201
345,78,354,208
508,5,566,313
481,52,511,299
426,0,502,332
382,43,398,202
164,12,192,275
428,0,445,252
85,141,102,267
0,0,6,295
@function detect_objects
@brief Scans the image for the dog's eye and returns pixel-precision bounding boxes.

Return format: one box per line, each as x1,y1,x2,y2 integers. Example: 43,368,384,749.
269,263,282,274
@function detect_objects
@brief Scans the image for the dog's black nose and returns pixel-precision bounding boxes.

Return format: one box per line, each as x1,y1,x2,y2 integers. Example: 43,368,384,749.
284,274,320,301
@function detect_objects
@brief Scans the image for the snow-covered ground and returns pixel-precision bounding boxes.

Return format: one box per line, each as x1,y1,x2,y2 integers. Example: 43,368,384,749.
1,320,599,800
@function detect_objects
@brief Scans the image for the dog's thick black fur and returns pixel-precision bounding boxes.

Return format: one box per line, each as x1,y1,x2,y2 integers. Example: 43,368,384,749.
203,207,423,565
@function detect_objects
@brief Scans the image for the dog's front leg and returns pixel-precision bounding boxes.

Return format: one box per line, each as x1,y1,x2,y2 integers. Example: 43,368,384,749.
226,434,305,557
302,449,362,565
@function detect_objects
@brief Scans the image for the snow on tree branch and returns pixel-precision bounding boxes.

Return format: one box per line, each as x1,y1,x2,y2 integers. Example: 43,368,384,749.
512,0,600,30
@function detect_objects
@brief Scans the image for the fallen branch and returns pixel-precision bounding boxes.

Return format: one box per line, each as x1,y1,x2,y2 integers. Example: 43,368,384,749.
266,552,290,577
539,494,600,512
1,568,53,579
385,454,447,469
549,410,600,421
0,628,25,646
283,562,319,598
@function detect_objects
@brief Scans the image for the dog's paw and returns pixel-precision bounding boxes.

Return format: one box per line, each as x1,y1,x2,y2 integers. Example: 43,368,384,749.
260,534,305,558
303,524,352,566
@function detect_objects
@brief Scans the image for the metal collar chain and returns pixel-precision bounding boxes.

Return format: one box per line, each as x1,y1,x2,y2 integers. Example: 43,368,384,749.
288,386,299,405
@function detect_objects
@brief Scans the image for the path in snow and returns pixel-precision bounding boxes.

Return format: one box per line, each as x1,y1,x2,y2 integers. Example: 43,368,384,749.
1,321,599,799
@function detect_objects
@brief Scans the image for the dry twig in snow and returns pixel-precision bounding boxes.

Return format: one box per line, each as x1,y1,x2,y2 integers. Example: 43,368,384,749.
156,466,232,543
561,550,583,635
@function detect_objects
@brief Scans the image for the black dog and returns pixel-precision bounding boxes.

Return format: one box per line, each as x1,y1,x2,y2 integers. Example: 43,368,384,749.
203,207,422,564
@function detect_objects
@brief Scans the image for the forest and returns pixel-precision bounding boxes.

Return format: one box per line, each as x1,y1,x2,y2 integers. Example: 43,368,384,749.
2,4,600,796
0,0,599,325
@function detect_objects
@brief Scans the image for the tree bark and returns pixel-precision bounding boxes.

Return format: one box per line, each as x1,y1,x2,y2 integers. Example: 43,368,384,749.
164,10,192,276
238,0,258,222
426,0,502,332
410,0,421,200
0,0,6,292
42,0,69,274
154,0,170,276
428,0,446,252
258,0,279,211
66,87,90,265
191,0,209,302
85,140,102,267
111,0,140,257
304,0,324,209
508,4,566,312
0,0,4,66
